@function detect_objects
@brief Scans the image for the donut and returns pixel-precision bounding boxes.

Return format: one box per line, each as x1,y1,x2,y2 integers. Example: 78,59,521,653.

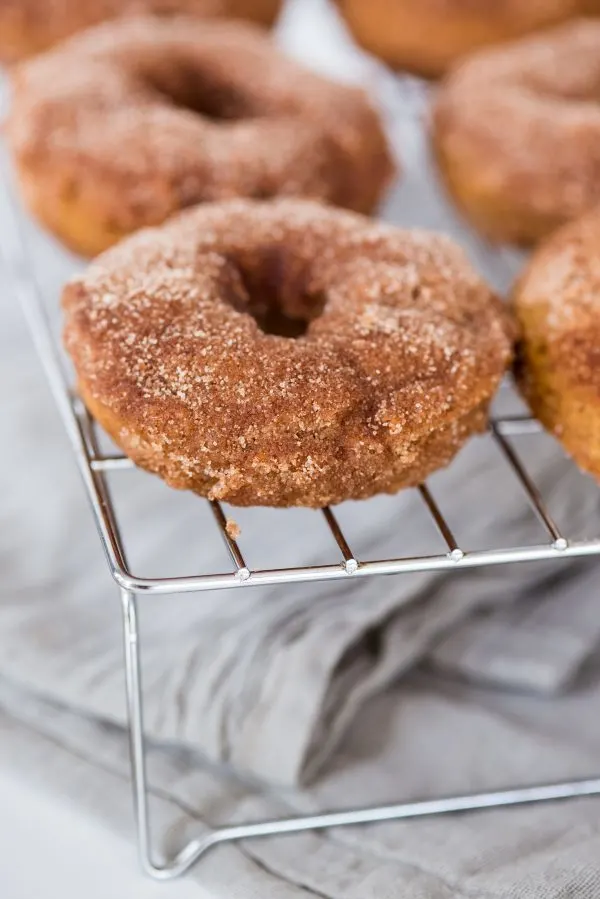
6,16,394,259
512,207,600,479
0,0,282,62
62,198,514,508
334,0,599,78
432,20,600,246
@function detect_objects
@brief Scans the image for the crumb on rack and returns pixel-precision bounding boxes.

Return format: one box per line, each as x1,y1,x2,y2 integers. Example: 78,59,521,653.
225,518,241,539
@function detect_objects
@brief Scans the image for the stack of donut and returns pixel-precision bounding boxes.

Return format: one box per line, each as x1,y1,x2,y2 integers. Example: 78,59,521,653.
430,18,600,480
7,3,600,505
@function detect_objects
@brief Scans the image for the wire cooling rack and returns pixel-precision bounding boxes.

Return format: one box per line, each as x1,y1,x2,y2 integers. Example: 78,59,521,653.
4,158,600,880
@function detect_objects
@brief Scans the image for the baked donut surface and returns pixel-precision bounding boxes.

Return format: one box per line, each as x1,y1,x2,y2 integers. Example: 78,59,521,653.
512,207,600,478
432,19,600,246
335,0,598,78
63,199,514,508
0,0,282,62
6,16,395,257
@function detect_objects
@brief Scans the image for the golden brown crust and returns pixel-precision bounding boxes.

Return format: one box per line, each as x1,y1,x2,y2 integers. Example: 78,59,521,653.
512,206,600,478
432,19,600,246
6,16,395,258
335,0,599,78
0,0,282,62
63,198,514,507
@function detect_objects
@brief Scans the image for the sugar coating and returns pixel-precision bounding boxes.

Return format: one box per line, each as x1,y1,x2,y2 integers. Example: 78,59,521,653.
63,199,513,507
7,15,395,252
433,19,600,234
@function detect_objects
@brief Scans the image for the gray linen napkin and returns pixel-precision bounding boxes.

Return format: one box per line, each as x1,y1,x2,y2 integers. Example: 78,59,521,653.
2,1,600,894
2,0,600,791
1,663,600,899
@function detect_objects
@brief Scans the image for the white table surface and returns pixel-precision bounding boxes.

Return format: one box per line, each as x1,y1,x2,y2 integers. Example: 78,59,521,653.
0,769,209,898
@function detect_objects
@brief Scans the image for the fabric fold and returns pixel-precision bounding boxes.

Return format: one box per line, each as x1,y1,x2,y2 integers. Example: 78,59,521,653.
2,0,600,835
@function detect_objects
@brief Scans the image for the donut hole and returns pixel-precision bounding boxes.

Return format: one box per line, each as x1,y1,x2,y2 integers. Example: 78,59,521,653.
143,65,258,121
230,249,327,338
250,306,312,339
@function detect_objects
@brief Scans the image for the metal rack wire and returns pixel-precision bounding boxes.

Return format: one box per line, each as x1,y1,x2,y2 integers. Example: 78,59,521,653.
4,165,600,882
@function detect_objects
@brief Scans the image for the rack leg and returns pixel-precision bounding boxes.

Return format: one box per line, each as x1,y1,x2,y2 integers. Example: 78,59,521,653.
121,587,223,881
120,588,159,877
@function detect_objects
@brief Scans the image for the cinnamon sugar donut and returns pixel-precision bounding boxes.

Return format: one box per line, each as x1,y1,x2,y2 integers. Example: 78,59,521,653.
0,0,282,62
6,17,395,257
432,20,600,245
335,0,599,78
63,199,514,508
513,207,600,478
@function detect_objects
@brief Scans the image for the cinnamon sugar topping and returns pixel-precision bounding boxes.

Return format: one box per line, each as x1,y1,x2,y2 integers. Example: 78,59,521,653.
63,199,513,507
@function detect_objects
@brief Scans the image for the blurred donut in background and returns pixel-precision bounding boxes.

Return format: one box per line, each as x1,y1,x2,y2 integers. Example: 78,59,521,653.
0,0,282,62
432,19,600,245
334,0,600,77
6,15,395,255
